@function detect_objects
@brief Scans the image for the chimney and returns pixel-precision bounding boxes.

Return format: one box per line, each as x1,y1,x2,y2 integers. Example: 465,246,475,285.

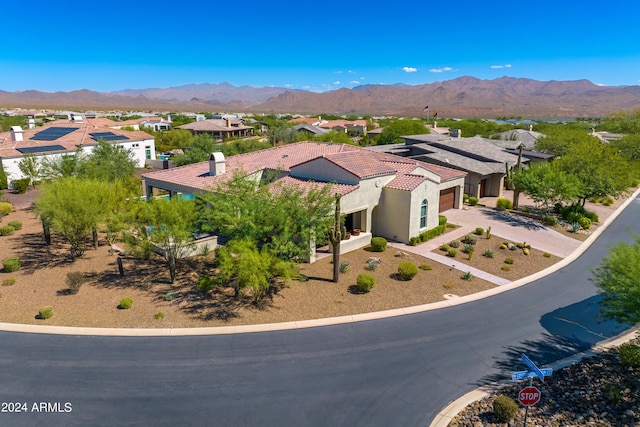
10,126,24,142
28,119,36,129
225,118,231,128
527,124,533,132
209,152,226,176
432,121,437,129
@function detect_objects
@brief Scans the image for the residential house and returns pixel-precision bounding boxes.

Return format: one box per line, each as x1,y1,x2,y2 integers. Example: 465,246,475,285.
142,142,466,257
381,133,530,199
0,118,156,188
178,118,254,140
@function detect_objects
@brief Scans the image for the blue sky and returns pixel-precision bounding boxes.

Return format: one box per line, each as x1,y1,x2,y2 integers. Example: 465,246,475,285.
2,0,639,93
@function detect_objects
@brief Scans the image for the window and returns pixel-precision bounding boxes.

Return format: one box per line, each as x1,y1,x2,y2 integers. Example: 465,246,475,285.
420,199,428,228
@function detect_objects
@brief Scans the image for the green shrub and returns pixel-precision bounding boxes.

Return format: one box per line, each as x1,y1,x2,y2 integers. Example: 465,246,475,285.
409,236,419,246
418,264,432,271
3,257,20,272
504,258,515,265
66,271,86,294
0,165,7,190
463,193,469,203
462,243,473,254
448,240,461,248
584,211,599,223
119,297,133,309
12,178,29,194
38,306,54,320
440,243,451,252
493,395,518,422
483,248,494,258
164,292,177,301
2,278,16,286
0,202,13,216
542,215,558,226
271,260,296,280
418,225,446,242
7,220,22,230
618,343,640,368
578,217,592,230
154,312,165,319
370,237,387,252
474,227,484,235
569,222,581,233
339,261,350,273
496,198,513,210
438,215,447,226
366,259,379,271
356,273,376,293
561,204,587,221
461,271,473,281
501,265,511,271
446,248,457,258
468,196,479,206
397,261,418,281
543,252,552,258
462,234,478,245
0,225,15,236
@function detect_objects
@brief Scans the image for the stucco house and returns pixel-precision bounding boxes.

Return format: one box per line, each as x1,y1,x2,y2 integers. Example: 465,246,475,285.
387,133,529,199
0,117,156,189
142,142,466,253
178,118,254,140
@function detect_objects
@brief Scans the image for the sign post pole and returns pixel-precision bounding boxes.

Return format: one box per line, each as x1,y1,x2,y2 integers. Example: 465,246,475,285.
523,377,532,427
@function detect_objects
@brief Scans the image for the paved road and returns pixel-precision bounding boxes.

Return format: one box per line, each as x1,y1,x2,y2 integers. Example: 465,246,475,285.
1,195,638,427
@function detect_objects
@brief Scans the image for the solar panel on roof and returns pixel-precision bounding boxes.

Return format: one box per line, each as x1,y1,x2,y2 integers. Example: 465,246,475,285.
30,127,78,141
90,132,129,142
17,145,67,154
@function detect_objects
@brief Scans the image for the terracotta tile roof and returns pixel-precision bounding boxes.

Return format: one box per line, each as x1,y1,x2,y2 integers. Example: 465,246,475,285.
178,119,252,132
142,141,466,193
271,175,358,197
385,174,429,191
0,119,153,159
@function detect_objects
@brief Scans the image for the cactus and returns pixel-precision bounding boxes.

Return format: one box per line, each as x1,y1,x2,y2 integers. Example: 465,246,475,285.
328,194,342,283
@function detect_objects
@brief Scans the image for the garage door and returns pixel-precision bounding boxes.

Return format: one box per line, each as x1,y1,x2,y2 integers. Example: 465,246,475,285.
439,187,455,212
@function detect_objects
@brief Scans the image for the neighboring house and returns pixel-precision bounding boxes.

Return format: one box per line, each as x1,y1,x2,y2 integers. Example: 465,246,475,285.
491,127,544,151
178,118,254,140
0,117,156,188
293,124,330,136
288,117,375,136
88,117,172,132
588,128,623,142
142,142,466,255
385,133,530,199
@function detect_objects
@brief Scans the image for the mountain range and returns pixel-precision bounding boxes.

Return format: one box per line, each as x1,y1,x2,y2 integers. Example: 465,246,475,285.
2,76,640,118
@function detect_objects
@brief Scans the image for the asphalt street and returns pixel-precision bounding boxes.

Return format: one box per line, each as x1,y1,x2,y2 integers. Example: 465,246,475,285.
1,195,638,427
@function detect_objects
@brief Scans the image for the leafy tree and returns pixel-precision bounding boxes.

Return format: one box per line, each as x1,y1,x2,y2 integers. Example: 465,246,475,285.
0,162,9,190
133,197,198,283
555,138,633,204
172,134,218,166
268,125,305,146
597,109,640,134
151,129,193,152
511,162,582,215
78,140,138,182
169,114,196,127
214,239,276,301
313,130,352,144
35,178,132,257
610,134,640,163
376,119,429,145
0,115,27,132
39,151,83,180
18,154,41,188
196,171,335,261
592,234,640,325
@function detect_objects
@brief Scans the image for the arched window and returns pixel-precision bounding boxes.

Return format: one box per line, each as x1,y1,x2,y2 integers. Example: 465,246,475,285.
420,199,428,228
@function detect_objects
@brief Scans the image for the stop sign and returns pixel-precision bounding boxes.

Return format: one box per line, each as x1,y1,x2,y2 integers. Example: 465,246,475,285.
518,386,541,406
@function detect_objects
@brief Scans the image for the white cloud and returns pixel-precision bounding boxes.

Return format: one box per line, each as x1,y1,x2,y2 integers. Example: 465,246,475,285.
429,67,453,73
349,80,360,84
348,70,356,74
333,70,344,74
402,67,418,73
333,81,341,85
491,64,512,69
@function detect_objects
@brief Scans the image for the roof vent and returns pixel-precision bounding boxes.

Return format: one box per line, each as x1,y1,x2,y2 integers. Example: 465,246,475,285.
209,152,226,176
10,126,24,142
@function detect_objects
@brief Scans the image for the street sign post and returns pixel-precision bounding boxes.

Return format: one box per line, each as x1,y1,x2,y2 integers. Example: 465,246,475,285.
521,353,545,381
511,368,553,380
518,386,541,406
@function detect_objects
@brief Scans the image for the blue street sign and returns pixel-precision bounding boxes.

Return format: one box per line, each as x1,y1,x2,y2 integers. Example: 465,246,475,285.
511,368,553,380
521,353,546,381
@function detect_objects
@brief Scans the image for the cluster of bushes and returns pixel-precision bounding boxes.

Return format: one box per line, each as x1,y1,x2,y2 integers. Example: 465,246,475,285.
554,203,599,231
588,195,615,206
408,225,446,246
12,178,30,194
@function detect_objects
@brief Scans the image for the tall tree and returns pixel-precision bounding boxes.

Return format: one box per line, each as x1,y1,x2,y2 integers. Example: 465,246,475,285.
18,154,41,188
376,119,429,145
592,234,640,325
39,151,83,180
510,162,582,216
35,178,132,257
172,134,218,166
134,197,197,283
78,140,137,182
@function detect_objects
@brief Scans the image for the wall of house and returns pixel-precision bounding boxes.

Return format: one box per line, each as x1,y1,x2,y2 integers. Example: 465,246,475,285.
339,176,395,234
375,188,412,242
409,180,441,237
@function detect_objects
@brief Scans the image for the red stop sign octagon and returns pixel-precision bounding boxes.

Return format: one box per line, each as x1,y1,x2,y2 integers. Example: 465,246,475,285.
518,386,541,406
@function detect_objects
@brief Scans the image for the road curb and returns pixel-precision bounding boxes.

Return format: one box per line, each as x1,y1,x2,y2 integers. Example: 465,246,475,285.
429,186,640,427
